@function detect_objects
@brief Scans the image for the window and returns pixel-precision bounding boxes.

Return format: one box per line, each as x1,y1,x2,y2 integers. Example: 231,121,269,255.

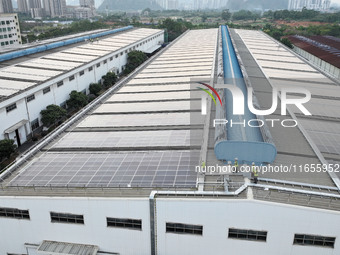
0,207,30,220
79,70,84,76
88,66,93,72
110,57,113,61
228,228,267,242
294,234,335,248
43,87,51,94
104,60,107,64
107,217,142,230
50,212,84,224
26,94,35,102
69,75,75,81
115,54,118,58
166,222,203,235
31,118,39,130
120,52,123,56
96,63,100,67
57,81,63,87
6,103,16,113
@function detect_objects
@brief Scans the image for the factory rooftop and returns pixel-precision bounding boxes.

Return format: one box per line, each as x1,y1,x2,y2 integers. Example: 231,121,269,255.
287,34,340,69
0,27,163,103
1,27,340,211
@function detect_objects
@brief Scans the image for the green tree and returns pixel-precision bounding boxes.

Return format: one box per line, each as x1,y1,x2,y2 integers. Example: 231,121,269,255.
158,18,188,41
222,9,231,21
40,105,67,127
0,139,17,160
89,83,102,96
281,38,293,49
66,91,88,110
102,72,118,89
124,51,147,74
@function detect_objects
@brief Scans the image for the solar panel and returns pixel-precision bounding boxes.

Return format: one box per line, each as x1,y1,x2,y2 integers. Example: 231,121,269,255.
298,119,340,155
77,113,204,128
94,101,200,114
9,151,200,188
53,130,202,149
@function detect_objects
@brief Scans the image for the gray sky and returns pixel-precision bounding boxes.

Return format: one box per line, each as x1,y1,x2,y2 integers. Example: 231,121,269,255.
332,0,340,5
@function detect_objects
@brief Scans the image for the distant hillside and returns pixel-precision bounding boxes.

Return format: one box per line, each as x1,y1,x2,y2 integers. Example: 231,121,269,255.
227,0,289,10
98,0,162,11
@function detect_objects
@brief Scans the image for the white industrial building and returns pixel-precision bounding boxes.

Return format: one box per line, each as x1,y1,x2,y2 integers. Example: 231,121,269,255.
0,27,164,146
0,13,22,49
0,26,340,255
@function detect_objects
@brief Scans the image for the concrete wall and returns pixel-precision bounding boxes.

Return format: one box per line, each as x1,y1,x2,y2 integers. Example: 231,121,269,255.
156,198,340,255
0,31,164,145
0,196,151,255
0,196,339,255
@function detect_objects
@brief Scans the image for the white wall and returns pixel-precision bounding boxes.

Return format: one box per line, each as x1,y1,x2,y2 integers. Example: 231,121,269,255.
0,98,29,144
156,198,340,255
0,196,340,255
0,196,151,255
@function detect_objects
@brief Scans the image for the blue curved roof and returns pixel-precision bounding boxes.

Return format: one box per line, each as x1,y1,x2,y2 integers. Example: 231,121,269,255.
0,26,133,63
214,26,277,164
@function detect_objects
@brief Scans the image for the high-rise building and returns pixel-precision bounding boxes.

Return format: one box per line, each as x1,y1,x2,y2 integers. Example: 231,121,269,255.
79,0,94,7
79,0,96,17
288,0,331,10
168,0,178,9
0,0,14,13
43,0,66,17
0,13,22,48
28,0,42,9
18,0,29,13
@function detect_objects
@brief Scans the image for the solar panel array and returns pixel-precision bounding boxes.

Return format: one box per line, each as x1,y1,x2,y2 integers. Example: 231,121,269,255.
8,29,218,189
237,29,340,186
11,151,199,188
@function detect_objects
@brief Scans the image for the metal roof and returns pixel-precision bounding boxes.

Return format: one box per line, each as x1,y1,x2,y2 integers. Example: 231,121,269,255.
0,28,163,102
37,240,98,255
287,35,340,69
3,29,218,190
233,29,339,187
0,28,340,209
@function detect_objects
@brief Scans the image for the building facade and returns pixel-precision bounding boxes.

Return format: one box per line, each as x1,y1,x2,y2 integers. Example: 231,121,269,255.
0,0,13,13
0,27,164,146
18,0,29,13
0,13,22,49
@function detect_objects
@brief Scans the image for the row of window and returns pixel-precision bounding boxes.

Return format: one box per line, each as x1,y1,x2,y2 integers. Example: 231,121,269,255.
166,223,335,248
0,20,12,25
0,206,335,248
0,207,141,230
0,33,18,38
1,40,16,46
